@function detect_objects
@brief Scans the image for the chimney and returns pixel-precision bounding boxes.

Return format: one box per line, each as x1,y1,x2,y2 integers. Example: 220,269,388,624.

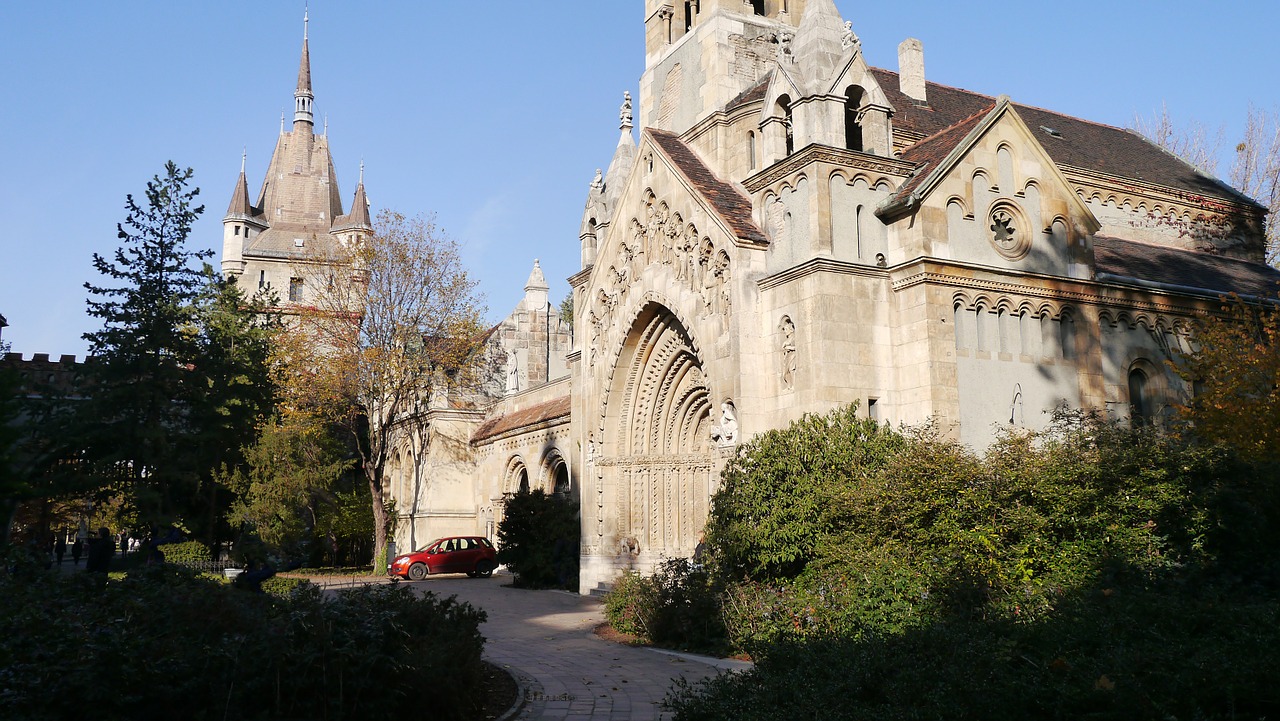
898,38,926,104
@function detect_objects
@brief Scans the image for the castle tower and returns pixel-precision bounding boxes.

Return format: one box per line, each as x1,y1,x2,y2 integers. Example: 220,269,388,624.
640,0,810,134
220,12,369,304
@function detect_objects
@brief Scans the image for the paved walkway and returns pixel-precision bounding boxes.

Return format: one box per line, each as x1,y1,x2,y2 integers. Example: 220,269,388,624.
370,572,748,720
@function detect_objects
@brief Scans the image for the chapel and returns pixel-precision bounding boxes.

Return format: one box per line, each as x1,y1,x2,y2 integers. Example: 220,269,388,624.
225,2,1279,595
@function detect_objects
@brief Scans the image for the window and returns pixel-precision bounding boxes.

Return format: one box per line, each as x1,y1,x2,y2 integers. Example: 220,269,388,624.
748,131,756,170
1059,314,1076,359
518,469,529,493
868,397,879,421
777,95,794,156
553,462,570,496
844,86,864,152
751,0,765,14
1128,368,1150,426
288,277,303,302
258,270,266,289
234,225,240,236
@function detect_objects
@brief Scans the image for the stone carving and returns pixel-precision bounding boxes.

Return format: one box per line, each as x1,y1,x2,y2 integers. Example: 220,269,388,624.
620,536,640,557
587,192,735,367
776,30,794,62
841,21,860,50
781,316,797,390
620,91,633,129
710,400,738,447
505,359,518,395
590,168,603,191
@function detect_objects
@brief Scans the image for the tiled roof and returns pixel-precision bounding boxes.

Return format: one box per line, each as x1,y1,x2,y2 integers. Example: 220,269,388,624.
886,103,996,209
472,396,571,443
867,68,1260,209
648,129,768,245
1095,235,1280,298
725,76,769,112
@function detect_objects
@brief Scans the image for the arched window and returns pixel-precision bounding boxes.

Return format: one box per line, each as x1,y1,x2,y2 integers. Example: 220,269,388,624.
518,468,529,493
553,461,570,496
751,0,765,15
1059,313,1076,359
748,131,756,170
1129,368,1150,426
844,86,864,152
778,95,794,156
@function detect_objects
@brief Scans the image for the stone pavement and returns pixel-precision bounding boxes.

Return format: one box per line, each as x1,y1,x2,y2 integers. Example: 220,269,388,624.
397,572,749,720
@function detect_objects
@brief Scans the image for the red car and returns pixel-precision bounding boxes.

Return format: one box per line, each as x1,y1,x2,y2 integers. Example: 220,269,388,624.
389,536,497,580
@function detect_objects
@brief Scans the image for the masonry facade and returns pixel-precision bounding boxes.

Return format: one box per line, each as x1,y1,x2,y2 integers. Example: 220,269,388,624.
226,3,1277,595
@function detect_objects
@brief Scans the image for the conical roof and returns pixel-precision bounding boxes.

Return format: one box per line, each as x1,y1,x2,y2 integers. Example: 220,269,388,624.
792,0,847,88
225,170,253,218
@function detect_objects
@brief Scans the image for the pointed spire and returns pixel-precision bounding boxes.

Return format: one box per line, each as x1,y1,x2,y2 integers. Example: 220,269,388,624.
344,160,371,228
226,155,253,217
294,9,314,129
792,0,847,86
603,90,638,211
524,259,549,293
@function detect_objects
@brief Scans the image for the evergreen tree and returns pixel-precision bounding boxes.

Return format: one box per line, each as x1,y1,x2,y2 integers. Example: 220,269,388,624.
73,162,212,528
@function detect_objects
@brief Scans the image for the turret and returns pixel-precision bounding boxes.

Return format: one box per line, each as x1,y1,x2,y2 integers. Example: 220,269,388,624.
640,0,809,134
222,150,263,278
294,11,314,131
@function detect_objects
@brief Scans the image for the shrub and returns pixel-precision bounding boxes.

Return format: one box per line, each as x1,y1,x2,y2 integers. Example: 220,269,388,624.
156,539,211,565
604,570,658,638
0,565,487,720
604,560,727,653
705,404,907,581
673,405,1280,718
496,489,579,589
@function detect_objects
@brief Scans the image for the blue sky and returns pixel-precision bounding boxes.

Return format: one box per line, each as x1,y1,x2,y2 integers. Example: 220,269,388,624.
1,1,1275,358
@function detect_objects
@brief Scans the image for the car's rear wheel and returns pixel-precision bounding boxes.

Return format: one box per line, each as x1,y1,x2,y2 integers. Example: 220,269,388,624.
407,562,427,580
474,560,496,579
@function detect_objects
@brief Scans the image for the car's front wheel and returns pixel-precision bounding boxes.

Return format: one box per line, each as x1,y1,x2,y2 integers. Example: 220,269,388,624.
473,560,496,579
407,562,427,580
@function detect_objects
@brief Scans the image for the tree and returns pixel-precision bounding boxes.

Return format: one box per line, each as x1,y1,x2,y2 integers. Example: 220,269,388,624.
1172,294,1280,462
223,414,354,563
1231,105,1280,264
73,161,212,529
283,210,487,568
66,162,276,540
495,488,580,589
186,271,281,547
1133,104,1280,264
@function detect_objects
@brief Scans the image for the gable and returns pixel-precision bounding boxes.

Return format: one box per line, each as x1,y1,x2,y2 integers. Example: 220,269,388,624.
887,102,1101,276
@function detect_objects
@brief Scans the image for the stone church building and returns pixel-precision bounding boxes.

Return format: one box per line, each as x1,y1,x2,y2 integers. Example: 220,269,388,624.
225,2,1277,594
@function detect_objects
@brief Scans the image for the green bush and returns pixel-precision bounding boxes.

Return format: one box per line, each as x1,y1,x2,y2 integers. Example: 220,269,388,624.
604,569,658,638
156,539,212,565
496,489,579,589
705,404,907,580
0,565,487,720
604,560,727,652
668,405,1280,718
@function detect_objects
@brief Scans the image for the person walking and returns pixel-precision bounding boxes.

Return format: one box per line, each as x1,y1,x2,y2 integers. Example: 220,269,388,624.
55,535,66,565
71,537,84,566
85,528,113,573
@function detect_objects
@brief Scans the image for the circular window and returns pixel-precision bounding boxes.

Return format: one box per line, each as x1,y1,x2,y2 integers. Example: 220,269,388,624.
987,202,1031,260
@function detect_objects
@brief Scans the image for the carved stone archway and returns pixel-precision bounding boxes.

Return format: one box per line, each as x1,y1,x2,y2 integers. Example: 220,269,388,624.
597,302,715,563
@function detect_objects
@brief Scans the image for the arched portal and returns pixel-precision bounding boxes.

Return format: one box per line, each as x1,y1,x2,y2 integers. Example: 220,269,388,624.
598,302,716,564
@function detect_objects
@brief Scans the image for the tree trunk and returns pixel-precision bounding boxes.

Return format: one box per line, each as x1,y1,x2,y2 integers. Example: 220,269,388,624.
367,463,387,573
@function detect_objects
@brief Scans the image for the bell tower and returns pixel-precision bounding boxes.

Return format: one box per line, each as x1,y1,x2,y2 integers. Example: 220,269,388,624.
640,0,808,134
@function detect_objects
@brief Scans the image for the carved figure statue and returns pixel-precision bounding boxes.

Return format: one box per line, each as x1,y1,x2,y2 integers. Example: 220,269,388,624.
710,400,738,446
841,21,860,50
781,317,797,390
590,168,603,191
620,91,633,128
506,358,520,393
